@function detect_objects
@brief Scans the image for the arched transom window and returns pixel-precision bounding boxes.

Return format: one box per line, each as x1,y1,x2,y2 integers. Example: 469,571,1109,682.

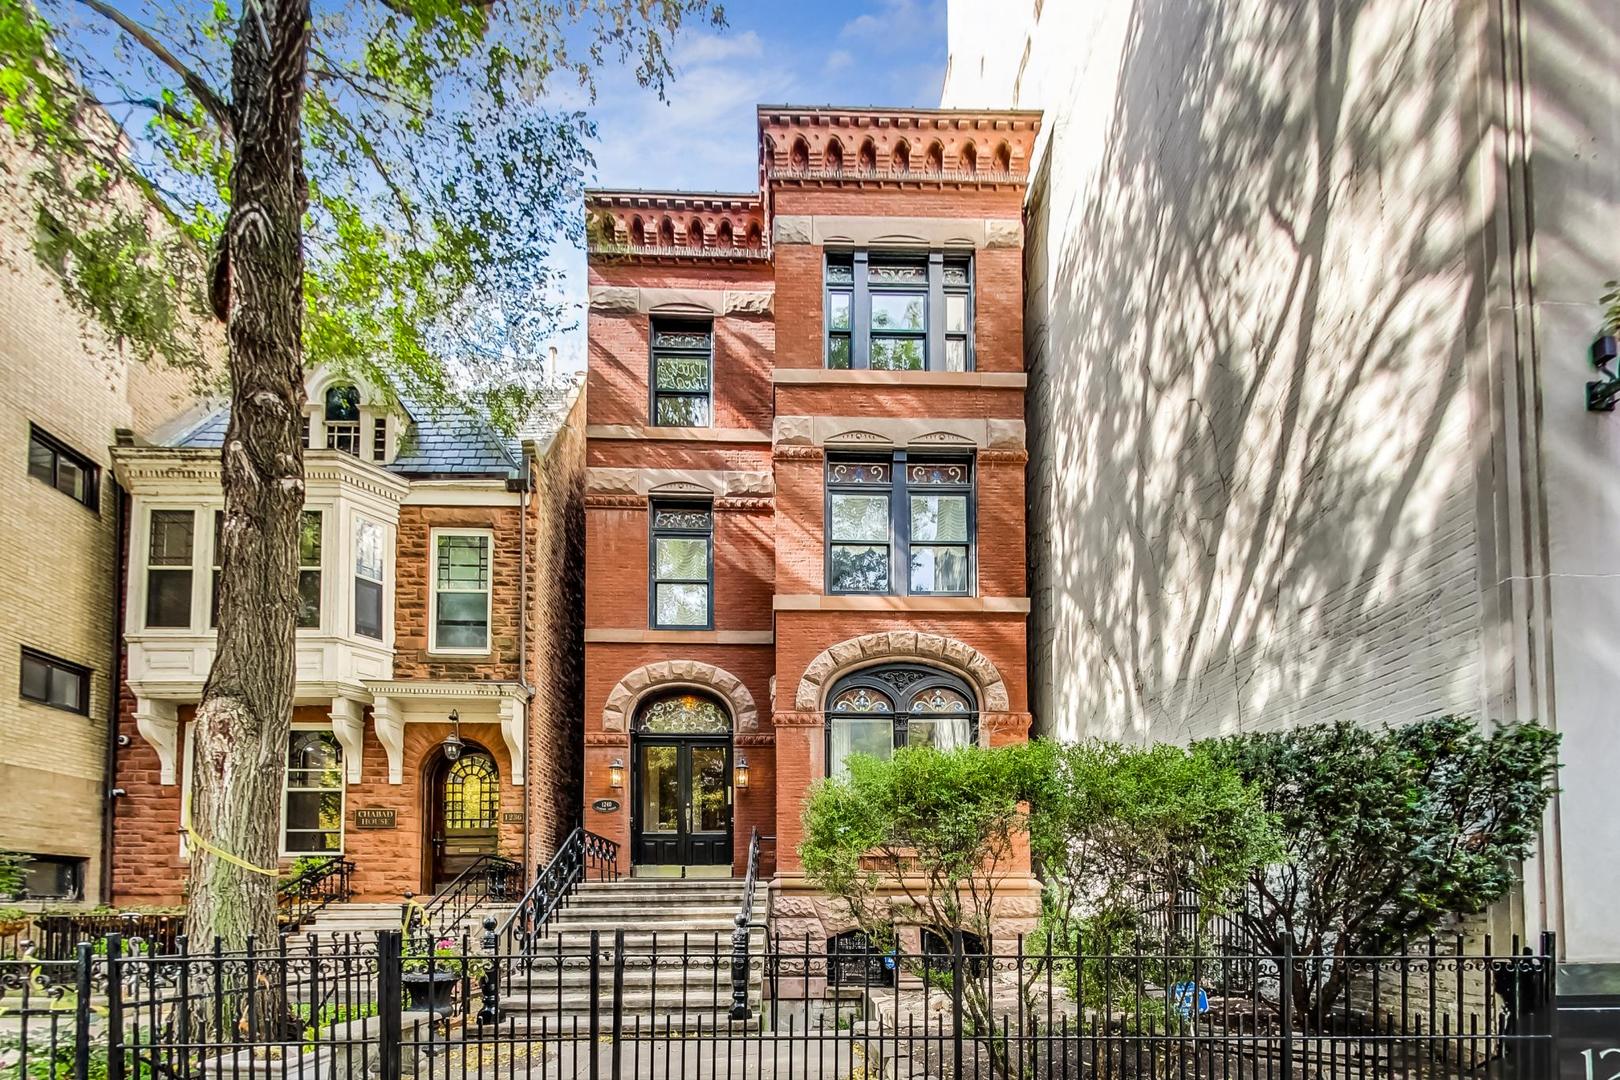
634,691,731,734
825,664,977,777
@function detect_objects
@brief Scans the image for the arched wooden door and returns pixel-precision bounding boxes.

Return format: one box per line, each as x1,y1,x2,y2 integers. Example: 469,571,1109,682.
426,748,500,891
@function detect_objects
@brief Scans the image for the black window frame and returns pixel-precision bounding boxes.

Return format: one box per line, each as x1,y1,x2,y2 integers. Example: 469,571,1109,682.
26,425,99,511
825,451,975,597
648,500,715,630
19,647,90,715
823,250,975,371
648,319,714,428
823,663,980,779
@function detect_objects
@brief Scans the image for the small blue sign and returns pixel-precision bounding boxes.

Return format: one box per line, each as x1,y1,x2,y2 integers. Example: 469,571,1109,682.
1171,982,1209,1017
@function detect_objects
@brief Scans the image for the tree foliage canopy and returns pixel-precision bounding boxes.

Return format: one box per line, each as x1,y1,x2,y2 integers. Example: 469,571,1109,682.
0,0,721,425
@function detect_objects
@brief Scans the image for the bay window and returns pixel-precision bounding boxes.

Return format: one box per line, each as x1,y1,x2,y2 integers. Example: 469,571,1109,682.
145,509,195,628
824,251,974,371
354,518,384,640
431,530,491,651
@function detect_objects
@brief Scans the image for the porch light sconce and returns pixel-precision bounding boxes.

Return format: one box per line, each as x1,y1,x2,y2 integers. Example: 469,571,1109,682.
608,758,625,789
734,755,750,791
441,709,465,762
1587,335,1620,411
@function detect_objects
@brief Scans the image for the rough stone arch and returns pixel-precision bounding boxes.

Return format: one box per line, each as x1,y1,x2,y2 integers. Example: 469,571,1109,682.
795,631,1009,712
603,659,759,733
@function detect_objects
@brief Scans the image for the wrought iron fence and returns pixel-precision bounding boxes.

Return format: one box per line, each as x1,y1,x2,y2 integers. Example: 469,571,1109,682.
277,858,355,929
2,928,1558,1080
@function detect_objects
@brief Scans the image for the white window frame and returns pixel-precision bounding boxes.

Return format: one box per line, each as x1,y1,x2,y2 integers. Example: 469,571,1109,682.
353,515,387,641
140,504,204,633
280,725,345,857
428,527,494,655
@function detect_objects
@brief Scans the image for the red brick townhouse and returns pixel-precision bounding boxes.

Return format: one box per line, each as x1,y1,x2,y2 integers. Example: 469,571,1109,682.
106,370,583,904
582,106,1042,944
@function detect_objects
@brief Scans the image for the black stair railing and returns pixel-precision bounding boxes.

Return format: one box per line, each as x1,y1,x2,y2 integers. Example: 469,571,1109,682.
414,853,522,948
276,857,355,929
498,826,619,953
729,827,766,1019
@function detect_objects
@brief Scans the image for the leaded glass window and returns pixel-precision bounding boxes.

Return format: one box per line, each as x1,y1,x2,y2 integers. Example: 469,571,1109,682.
443,753,499,830
651,320,713,427
823,251,974,370
826,454,973,596
635,692,731,734
825,665,978,778
650,502,712,628
433,531,491,651
283,731,343,853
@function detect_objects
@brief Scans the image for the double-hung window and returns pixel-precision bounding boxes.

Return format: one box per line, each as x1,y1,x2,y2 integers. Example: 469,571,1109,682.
20,648,89,714
145,510,195,628
824,252,974,371
282,731,343,854
431,530,492,652
353,518,384,640
650,503,713,629
650,320,713,427
827,453,974,596
27,426,98,510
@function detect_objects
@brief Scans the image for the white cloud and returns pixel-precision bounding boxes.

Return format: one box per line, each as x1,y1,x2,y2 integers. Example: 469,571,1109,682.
674,29,765,67
839,0,946,48
823,49,854,75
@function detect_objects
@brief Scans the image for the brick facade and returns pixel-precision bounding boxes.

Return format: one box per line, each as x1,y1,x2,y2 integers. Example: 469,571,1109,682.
583,106,1043,942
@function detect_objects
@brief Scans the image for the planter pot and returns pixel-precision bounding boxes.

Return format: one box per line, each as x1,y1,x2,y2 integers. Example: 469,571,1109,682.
402,970,460,1013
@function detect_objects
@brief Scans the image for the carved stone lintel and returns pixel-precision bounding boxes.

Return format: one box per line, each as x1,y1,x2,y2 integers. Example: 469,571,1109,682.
501,697,527,786
773,445,824,461
372,696,404,784
770,710,825,728
329,697,366,784
794,631,1011,712
714,497,774,512
585,732,632,747
978,449,1029,465
602,659,760,733
133,698,180,785
734,733,777,747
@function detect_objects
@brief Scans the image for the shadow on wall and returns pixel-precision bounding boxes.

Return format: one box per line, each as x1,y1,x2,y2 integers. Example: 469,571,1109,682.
1030,0,1556,742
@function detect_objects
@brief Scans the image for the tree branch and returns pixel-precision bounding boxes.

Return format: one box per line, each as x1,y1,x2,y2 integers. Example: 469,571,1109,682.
75,0,234,140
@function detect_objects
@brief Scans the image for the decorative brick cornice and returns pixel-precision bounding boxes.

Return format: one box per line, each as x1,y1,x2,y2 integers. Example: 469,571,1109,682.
585,190,768,262
771,710,824,728
585,732,631,747
714,496,774,512
735,733,776,747
978,449,1030,465
772,445,824,462
758,106,1041,193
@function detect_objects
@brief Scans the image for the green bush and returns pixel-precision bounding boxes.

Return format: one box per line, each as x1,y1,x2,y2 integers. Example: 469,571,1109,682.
1202,715,1559,1016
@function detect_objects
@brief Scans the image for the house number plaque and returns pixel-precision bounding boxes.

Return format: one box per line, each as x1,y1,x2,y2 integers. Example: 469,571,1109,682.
354,809,396,829
591,799,620,813
501,811,524,824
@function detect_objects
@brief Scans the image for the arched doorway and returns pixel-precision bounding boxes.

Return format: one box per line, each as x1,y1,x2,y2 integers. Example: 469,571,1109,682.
424,745,500,891
631,691,732,870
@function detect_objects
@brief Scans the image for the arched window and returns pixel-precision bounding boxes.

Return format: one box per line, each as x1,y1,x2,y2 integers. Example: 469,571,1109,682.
323,384,361,455
634,691,731,734
443,752,499,830
825,664,977,777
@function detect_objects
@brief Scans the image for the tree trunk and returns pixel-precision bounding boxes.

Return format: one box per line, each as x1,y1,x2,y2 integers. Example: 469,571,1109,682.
185,0,311,957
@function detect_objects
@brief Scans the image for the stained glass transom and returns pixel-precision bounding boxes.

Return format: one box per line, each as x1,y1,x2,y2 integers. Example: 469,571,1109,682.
444,753,499,830
635,693,731,734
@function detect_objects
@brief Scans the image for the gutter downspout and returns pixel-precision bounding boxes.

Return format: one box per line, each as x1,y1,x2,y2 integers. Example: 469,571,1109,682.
516,452,534,873
100,477,124,906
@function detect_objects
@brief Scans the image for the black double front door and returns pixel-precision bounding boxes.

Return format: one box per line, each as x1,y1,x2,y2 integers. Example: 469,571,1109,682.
631,736,732,868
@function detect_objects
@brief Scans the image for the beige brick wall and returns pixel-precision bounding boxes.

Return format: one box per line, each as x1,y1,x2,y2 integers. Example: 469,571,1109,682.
0,129,205,901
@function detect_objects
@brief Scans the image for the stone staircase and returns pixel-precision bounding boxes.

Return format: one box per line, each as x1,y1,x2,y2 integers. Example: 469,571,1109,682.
298,901,516,944
499,878,767,1021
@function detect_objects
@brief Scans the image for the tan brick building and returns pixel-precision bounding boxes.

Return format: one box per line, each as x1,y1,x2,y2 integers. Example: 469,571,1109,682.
0,131,201,906
107,373,584,903
582,106,1042,945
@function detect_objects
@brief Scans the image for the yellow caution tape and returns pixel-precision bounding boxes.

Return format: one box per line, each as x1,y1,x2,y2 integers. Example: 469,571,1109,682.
179,800,283,878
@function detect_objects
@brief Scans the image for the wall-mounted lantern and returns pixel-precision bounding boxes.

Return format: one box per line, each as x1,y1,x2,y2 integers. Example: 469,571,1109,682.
734,754,750,791
1587,335,1620,411
441,709,464,761
608,758,625,789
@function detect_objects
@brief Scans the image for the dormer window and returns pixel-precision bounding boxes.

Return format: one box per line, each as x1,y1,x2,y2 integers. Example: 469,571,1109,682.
323,385,361,455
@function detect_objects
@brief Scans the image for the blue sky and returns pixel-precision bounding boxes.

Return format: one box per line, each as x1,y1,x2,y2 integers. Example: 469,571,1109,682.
542,0,946,371
584,0,947,193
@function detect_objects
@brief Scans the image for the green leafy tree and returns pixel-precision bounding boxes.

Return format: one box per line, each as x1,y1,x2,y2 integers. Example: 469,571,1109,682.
0,0,720,950
1203,716,1559,1018
1025,740,1278,1006
801,744,1044,1067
